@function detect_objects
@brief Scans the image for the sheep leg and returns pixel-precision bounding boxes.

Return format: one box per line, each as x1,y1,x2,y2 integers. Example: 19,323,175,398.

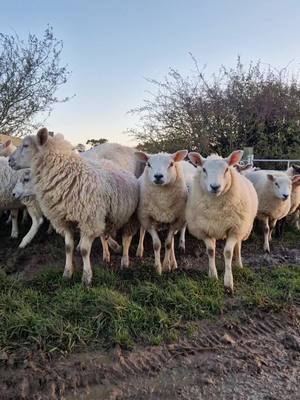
224,236,237,293
295,210,300,230
203,237,218,279
148,227,162,275
5,211,12,225
178,223,187,253
10,209,19,238
233,240,243,268
100,235,110,263
163,229,176,272
261,217,270,253
121,233,133,268
21,208,28,225
63,230,75,279
170,236,178,270
108,237,122,254
19,206,43,248
80,235,94,286
136,226,146,258
268,218,277,242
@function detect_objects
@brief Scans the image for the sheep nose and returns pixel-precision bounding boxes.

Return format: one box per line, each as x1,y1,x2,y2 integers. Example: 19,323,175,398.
154,174,164,184
282,194,289,200
210,184,220,192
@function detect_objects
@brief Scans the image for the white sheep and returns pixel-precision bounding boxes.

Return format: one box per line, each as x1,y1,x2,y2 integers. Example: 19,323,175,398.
10,128,139,285
135,150,189,274
82,142,146,178
0,157,43,247
244,170,300,252
186,150,258,293
0,140,17,157
12,169,44,248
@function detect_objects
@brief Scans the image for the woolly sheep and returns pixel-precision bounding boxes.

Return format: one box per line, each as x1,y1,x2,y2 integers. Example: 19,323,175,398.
186,150,258,293
0,140,17,157
12,169,44,248
11,128,139,285
244,170,300,252
135,150,189,274
0,157,43,246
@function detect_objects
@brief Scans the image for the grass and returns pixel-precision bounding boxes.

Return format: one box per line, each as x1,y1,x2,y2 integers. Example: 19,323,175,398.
0,263,299,355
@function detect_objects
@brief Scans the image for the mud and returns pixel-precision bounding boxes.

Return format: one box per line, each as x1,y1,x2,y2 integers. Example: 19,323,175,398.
0,221,300,399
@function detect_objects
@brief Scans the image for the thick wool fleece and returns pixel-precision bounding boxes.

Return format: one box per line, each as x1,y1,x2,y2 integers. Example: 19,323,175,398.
31,135,139,238
245,171,291,221
138,162,188,232
186,162,258,241
82,142,145,178
0,157,28,210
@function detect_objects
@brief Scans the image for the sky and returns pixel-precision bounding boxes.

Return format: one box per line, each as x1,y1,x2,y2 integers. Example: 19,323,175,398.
1,0,300,147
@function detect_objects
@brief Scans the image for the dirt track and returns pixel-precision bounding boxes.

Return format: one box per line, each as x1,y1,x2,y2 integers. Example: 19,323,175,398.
0,308,299,399
0,222,299,399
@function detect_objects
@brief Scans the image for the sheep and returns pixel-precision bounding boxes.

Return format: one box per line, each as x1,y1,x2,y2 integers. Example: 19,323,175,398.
186,150,258,293
135,150,189,274
244,170,300,252
0,140,17,157
81,142,146,178
10,128,139,285
9,141,143,254
0,157,43,246
12,169,44,248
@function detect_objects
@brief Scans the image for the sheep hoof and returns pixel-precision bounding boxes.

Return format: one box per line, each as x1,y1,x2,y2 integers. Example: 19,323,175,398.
11,233,18,239
82,273,92,287
178,245,185,255
18,241,27,249
155,264,162,275
264,248,271,254
121,256,129,269
63,269,73,280
224,286,234,296
136,248,144,258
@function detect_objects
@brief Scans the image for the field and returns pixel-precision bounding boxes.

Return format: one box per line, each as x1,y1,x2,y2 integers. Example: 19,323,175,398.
0,219,299,399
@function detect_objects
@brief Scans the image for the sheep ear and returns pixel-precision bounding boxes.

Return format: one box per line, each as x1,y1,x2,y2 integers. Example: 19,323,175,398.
226,150,244,166
135,151,149,162
292,175,300,186
292,164,300,174
267,174,275,182
5,140,11,147
171,150,188,162
188,152,204,166
37,128,49,146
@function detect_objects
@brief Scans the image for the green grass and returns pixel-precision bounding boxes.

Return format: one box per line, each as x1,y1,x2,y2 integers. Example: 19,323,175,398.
0,264,299,355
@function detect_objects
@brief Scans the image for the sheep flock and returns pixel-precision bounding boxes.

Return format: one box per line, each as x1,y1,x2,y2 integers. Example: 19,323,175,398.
0,128,299,293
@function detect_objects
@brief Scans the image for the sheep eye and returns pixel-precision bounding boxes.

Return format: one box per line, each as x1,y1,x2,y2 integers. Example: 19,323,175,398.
225,167,229,173
146,162,151,168
169,162,174,168
275,182,279,187
202,167,207,173
23,144,29,149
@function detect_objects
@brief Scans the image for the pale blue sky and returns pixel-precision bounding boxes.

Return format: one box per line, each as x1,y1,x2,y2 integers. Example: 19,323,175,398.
1,0,300,146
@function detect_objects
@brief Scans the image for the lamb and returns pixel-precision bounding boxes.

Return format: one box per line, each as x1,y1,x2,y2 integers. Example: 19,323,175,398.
135,150,189,274
186,150,258,293
10,128,139,285
0,140,17,157
0,157,43,247
244,170,300,252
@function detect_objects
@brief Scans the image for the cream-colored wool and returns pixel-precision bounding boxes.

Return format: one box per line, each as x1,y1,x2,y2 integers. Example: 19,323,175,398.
136,151,188,274
186,151,258,292
25,129,139,285
82,142,145,178
0,157,42,243
245,170,294,252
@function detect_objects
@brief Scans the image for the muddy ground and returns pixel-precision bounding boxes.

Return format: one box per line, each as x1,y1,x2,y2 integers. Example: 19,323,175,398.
0,220,299,399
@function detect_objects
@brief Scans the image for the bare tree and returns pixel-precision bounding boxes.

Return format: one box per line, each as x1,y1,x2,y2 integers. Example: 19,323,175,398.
86,138,108,147
0,26,70,136
129,57,300,159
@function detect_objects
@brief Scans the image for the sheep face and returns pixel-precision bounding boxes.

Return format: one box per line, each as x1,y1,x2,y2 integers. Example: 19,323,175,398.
136,150,187,186
188,150,243,196
267,174,293,201
12,170,34,200
9,136,37,170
